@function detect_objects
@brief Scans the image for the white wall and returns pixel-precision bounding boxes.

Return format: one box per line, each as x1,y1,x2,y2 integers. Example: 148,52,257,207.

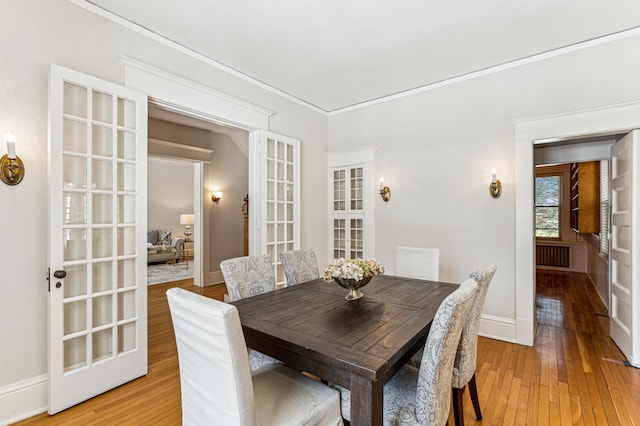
0,1,328,422
328,31,640,338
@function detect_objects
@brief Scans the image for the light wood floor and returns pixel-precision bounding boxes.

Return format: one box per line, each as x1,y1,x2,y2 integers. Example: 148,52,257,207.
15,271,640,425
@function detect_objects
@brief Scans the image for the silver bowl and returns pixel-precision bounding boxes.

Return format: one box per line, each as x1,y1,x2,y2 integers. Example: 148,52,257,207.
333,275,373,300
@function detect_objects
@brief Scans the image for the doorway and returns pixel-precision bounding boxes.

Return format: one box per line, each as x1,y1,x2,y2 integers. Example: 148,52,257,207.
514,100,640,352
533,137,617,310
147,156,196,285
148,105,250,287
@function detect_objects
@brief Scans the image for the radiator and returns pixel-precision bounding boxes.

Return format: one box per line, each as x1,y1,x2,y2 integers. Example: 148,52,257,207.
536,245,570,268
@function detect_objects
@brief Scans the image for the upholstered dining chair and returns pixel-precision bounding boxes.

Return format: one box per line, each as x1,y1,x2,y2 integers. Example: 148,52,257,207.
451,264,497,426
394,246,440,281
220,254,280,371
166,288,344,426
335,276,479,426
280,248,320,285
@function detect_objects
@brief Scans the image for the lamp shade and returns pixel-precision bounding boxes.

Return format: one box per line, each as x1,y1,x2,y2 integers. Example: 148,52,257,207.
180,214,194,225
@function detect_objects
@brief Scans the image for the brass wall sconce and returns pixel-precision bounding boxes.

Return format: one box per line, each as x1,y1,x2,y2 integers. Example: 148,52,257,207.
490,168,502,198
1,131,24,186
379,177,391,202
211,191,223,204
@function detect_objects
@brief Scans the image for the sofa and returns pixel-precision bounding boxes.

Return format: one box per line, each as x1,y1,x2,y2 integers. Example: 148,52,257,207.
147,229,184,264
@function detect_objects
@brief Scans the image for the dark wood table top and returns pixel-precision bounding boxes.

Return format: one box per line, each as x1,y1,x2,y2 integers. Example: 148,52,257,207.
231,275,457,425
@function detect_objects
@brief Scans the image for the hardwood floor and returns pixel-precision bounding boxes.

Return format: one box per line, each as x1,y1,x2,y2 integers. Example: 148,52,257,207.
14,271,640,425
15,280,224,426
473,270,640,425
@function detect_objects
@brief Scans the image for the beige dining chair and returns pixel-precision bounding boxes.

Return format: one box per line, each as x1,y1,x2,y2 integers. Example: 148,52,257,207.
166,288,344,426
335,276,479,426
280,248,320,285
452,264,497,426
394,246,440,281
220,254,280,371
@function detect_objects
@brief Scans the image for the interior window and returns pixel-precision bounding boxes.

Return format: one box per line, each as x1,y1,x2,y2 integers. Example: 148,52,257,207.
535,175,561,238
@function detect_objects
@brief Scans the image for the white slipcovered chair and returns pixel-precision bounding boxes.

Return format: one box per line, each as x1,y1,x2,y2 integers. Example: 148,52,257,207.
167,288,343,426
335,276,479,425
280,248,320,285
394,246,440,281
451,264,497,426
220,254,280,371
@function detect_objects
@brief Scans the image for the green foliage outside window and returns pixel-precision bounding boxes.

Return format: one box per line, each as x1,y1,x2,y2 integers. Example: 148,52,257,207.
536,176,560,238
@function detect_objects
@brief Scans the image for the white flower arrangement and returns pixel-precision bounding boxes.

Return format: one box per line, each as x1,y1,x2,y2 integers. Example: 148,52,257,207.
323,258,384,282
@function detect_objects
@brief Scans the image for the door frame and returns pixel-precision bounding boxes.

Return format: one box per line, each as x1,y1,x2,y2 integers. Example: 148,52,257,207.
514,100,640,346
122,58,276,284
146,156,202,286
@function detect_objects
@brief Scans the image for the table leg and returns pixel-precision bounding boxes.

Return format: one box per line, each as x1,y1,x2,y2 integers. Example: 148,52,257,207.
349,374,383,426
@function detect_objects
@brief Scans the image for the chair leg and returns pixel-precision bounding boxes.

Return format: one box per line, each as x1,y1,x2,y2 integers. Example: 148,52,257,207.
452,387,464,426
468,373,482,420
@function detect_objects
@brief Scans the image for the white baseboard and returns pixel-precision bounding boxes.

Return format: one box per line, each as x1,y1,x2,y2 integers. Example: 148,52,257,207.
516,316,535,346
478,314,517,343
0,375,47,426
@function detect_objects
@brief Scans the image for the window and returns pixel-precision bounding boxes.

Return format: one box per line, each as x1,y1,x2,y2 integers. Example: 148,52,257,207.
330,167,365,259
600,159,609,255
535,175,561,238
328,148,374,260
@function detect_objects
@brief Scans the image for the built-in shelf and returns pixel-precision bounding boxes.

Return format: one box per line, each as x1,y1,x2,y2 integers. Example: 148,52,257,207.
570,161,600,233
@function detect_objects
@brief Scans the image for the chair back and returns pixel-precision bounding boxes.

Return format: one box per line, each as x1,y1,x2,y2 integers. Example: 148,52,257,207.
415,277,478,425
280,248,320,285
452,264,497,389
394,246,440,281
220,255,276,302
166,288,256,426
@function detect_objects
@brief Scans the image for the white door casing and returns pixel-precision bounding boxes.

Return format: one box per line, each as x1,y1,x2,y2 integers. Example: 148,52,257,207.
609,129,640,367
48,64,148,413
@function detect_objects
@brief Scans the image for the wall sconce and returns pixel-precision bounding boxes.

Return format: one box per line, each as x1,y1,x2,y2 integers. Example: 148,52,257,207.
379,177,391,202
1,131,25,186
180,214,194,241
490,168,502,198
211,191,223,204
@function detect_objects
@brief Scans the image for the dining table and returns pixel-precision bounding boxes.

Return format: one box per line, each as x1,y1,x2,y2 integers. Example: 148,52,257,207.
230,274,457,426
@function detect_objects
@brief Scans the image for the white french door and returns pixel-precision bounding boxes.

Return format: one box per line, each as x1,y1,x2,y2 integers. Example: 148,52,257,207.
610,129,640,367
48,64,148,413
252,131,300,286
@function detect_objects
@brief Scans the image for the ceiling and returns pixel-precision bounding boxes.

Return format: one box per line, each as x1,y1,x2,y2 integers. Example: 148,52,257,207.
86,0,640,113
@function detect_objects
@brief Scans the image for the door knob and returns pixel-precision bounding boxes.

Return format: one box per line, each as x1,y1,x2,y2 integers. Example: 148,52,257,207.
53,270,67,279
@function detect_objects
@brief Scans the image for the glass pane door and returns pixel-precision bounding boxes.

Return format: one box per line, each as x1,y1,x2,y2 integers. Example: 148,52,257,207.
261,131,300,286
49,64,147,414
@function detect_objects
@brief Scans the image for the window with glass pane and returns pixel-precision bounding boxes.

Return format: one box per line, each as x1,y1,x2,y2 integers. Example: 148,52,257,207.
330,165,366,260
350,218,363,258
333,219,346,259
535,176,560,238
333,170,346,211
350,168,363,210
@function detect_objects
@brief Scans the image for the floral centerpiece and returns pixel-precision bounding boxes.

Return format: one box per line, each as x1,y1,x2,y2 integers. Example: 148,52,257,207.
323,258,384,300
